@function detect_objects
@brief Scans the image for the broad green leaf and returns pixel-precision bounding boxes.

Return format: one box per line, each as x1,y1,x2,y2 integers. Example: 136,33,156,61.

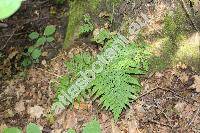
0,0,22,20
29,32,39,40
26,123,41,133
22,58,32,67
82,119,101,133
3,127,22,133
46,37,55,42
44,25,56,36
31,48,41,60
36,37,46,46
28,46,35,53
66,128,76,133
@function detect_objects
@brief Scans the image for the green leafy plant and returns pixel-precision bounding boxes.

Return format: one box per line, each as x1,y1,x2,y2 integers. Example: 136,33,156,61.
3,123,41,133
65,52,94,78
3,127,21,133
66,119,101,133
55,52,94,101
0,0,23,20
54,29,150,120
92,28,111,44
66,128,76,133
54,0,65,4
79,14,94,36
90,38,149,120
82,119,101,133
22,25,56,67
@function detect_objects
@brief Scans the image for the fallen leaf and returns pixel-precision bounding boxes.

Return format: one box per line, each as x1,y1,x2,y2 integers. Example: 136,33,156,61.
0,124,7,133
111,120,122,133
128,119,140,133
174,102,186,113
64,111,77,129
99,11,110,18
74,102,90,110
41,60,47,67
155,72,164,78
28,105,44,118
178,72,189,83
191,75,200,92
15,100,25,113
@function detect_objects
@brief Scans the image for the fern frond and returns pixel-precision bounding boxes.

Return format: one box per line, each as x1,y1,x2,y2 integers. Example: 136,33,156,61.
56,52,94,102
65,52,94,78
90,38,150,120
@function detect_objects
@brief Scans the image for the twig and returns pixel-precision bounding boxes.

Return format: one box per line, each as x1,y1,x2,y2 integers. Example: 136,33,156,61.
0,29,17,50
158,87,200,105
0,23,8,28
135,87,158,101
0,32,27,38
147,119,173,128
178,0,199,31
187,107,200,127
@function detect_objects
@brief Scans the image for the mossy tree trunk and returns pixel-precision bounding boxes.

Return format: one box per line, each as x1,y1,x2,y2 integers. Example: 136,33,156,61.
63,0,101,48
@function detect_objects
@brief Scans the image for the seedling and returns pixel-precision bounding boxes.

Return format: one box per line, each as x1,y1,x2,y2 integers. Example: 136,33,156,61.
79,14,94,36
3,123,41,133
22,25,56,67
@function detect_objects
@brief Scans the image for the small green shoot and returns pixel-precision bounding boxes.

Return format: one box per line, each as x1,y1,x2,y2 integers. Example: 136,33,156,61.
79,14,94,36
22,25,56,67
3,123,41,133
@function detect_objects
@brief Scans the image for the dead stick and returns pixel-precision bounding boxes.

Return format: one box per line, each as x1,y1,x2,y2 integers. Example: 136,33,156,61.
178,0,199,31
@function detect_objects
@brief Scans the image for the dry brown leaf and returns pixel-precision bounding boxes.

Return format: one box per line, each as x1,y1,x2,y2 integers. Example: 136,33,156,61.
155,72,164,78
74,102,91,110
191,75,200,92
15,100,25,113
28,105,44,118
0,124,7,133
99,11,110,18
64,111,77,129
178,72,189,83
174,102,186,113
111,120,122,133
128,119,140,133
176,62,187,69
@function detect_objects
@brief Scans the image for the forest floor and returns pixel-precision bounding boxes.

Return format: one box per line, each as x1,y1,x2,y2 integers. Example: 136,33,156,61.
0,0,200,133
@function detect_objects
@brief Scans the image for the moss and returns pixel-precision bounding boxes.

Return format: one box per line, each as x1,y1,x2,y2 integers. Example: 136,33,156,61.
149,9,188,71
149,8,200,72
64,0,100,48
64,0,123,48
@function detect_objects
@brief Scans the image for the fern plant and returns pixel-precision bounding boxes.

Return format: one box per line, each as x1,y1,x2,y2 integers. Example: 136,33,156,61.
79,14,94,36
54,30,150,120
90,37,149,120
55,52,94,102
82,119,101,133
64,52,94,78
92,28,111,45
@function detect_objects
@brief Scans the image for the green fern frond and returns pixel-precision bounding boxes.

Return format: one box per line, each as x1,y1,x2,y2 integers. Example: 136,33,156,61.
92,28,111,44
56,52,94,102
54,32,150,121
79,14,94,35
90,37,150,120
65,52,94,78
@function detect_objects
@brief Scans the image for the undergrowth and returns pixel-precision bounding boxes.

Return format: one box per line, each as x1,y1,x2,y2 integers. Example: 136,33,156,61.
54,27,150,120
53,12,151,120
